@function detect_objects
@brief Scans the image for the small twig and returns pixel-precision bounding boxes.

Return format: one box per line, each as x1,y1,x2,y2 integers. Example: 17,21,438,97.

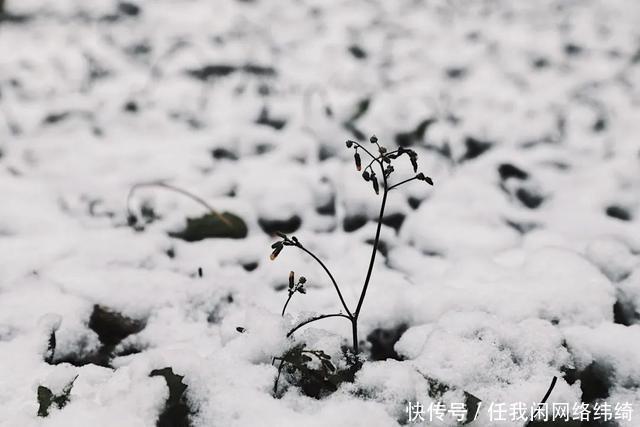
281,292,294,317
351,141,380,162
286,313,351,338
526,376,558,425
126,181,231,226
388,176,419,191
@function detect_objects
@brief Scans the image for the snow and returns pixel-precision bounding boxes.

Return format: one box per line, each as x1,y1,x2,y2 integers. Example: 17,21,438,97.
1,0,640,425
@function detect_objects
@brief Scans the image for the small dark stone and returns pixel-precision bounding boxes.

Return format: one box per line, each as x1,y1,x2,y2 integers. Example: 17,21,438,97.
242,262,258,272
256,107,286,130
593,116,607,132
564,43,583,56
211,148,238,161
117,1,141,17
498,163,529,181
445,67,467,79
43,111,70,125
408,197,423,210
89,305,146,347
123,100,139,113
348,44,367,59
318,145,335,161
515,188,544,209
316,196,336,216
367,324,408,361
532,57,550,69
381,212,405,232
606,205,631,221
186,64,237,81
170,212,248,241
613,299,636,326
394,132,414,147
242,64,276,76
255,143,274,155
343,214,368,232
460,136,492,162
395,118,437,147
258,215,302,235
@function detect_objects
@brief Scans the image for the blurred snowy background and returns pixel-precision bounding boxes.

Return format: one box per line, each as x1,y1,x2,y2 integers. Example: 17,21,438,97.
1,0,640,425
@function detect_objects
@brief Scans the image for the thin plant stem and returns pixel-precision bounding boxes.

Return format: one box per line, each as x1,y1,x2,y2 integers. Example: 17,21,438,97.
527,376,558,425
294,243,353,318
281,292,294,317
286,313,351,338
351,141,379,162
126,181,231,226
388,176,419,190
354,167,388,318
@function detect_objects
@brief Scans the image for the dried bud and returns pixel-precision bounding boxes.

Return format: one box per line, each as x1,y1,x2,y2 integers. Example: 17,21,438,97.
270,245,283,260
276,231,287,239
362,171,370,181
298,276,306,284
410,155,418,172
354,152,361,171
298,286,306,294
291,236,299,243
271,241,283,250
372,177,379,194
379,146,387,154
289,271,295,289
370,135,378,144
346,140,354,148
416,172,434,185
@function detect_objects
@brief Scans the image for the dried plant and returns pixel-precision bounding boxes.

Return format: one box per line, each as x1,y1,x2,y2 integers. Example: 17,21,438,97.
271,135,433,395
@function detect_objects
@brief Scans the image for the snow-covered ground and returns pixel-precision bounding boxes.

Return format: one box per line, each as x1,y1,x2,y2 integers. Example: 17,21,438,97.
1,0,640,425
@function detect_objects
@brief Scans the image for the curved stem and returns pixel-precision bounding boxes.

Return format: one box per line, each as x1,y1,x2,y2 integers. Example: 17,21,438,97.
281,292,294,317
295,244,353,318
388,176,419,191
352,142,379,162
286,313,351,338
527,376,558,424
355,171,389,318
126,181,231,226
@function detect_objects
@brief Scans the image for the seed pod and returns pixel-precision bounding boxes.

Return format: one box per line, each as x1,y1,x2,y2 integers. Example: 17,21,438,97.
270,245,283,260
346,140,354,148
298,276,306,284
236,327,246,333
276,231,287,239
362,171,370,181
410,155,418,172
370,135,378,144
425,176,434,185
416,172,425,180
289,271,295,289
379,146,387,154
271,241,283,249
354,152,361,171
298,286,306,294
372,177,379,194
